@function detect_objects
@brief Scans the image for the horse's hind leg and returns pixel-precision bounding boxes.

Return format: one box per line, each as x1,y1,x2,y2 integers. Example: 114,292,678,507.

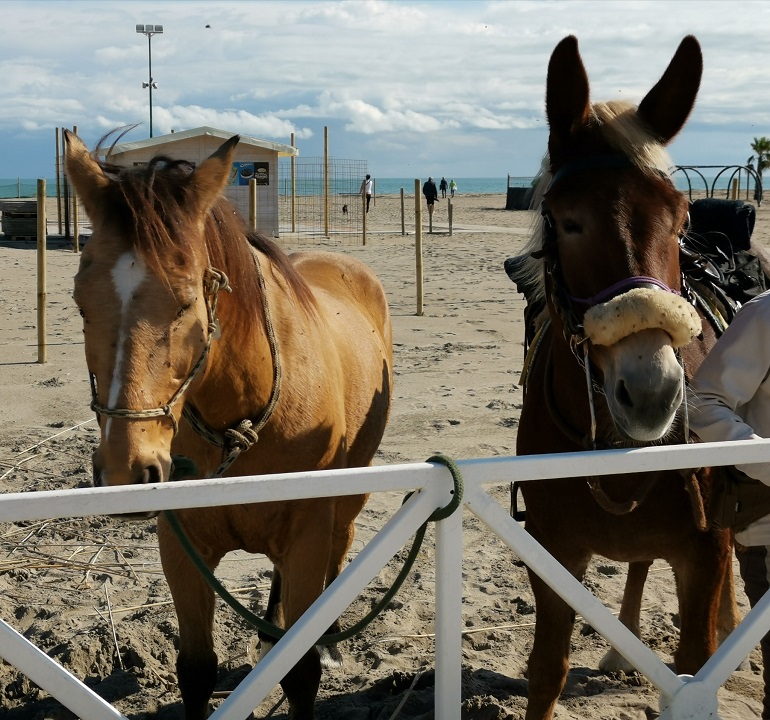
718,543,740,645
158,513,219,720
258,569,283,660
599,560,652,673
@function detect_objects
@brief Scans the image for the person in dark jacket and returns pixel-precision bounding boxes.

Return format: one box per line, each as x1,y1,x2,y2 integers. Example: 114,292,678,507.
423,177,439,211
439,177,448,198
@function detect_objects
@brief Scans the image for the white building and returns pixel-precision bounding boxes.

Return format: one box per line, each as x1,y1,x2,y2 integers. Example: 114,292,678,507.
104,126,298,237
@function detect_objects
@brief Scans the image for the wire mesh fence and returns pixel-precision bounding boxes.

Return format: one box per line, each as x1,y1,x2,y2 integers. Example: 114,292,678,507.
279,157,368,243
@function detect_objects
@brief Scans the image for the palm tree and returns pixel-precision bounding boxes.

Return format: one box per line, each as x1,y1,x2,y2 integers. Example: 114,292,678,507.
749,136,770,204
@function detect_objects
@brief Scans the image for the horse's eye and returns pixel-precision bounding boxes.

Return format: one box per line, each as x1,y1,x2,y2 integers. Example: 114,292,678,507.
176,303,191,319
563,219,583,234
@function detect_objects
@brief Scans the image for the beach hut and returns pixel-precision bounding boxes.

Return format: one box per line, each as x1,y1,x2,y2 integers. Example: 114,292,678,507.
103,126,298,237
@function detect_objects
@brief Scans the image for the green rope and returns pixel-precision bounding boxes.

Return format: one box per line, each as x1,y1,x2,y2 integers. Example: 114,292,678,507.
162,454,464,644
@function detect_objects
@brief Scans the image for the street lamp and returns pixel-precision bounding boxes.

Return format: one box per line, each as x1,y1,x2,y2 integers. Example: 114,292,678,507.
135,24,163,138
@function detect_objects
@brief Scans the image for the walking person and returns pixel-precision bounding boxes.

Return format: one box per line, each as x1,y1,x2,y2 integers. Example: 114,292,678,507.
449,179,457,197
360,173,373,213
690,288,770,720
440,176,448,198
422,177,439,212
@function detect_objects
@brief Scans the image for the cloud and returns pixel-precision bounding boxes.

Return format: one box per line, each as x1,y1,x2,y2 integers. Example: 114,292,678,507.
1,0,769,178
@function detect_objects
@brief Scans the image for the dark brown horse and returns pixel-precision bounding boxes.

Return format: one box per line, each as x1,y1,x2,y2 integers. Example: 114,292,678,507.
64,132,393,719
514,36,736,719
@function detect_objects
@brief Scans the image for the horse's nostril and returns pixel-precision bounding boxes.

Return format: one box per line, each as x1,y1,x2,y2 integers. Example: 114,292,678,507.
143,464,162,484
616,380,633,409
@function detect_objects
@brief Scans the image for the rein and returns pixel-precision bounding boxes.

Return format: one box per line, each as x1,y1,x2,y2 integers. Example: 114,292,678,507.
164,454,465,644
181,245,283,478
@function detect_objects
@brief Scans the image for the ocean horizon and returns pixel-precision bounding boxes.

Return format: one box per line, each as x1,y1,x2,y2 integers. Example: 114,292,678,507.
0,170,758,200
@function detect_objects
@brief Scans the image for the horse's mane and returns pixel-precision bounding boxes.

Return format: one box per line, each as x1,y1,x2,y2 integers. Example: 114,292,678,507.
94,144,315,323
518,100,676,305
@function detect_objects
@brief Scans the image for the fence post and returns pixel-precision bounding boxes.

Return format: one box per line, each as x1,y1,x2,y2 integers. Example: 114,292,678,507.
448,199,453,237
249,178,257,231
362,189,367,245
36,179,47,365
435,507,463,719
400,188,405,236
414,179,423,316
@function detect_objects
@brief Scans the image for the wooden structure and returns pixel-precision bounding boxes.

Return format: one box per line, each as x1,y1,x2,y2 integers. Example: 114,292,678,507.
0,200,38,240
103,126,298,237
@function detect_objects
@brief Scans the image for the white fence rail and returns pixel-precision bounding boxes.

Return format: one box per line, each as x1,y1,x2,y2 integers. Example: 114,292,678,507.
3,439,770,719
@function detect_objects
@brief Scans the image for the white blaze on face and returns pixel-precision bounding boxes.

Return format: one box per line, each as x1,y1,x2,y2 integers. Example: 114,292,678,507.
105,251,147,439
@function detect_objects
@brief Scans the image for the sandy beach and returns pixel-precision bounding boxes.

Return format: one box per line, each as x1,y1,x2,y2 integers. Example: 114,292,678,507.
0,189,767,719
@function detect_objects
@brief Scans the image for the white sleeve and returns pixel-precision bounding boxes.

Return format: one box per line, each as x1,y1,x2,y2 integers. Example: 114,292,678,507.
689,292,770,481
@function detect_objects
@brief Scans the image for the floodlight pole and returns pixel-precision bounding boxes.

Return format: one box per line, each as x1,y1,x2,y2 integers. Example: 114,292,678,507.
136,24,163,138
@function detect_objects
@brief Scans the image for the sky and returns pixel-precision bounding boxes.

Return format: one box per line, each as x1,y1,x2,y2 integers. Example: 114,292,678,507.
1,0,769,179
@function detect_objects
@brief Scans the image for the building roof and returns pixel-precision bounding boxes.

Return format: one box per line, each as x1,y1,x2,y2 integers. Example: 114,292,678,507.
105,126,299,158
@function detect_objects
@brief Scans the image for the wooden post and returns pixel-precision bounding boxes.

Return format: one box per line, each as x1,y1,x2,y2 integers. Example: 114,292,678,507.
400,188,405,236
249,178,257,231
323,126,329,238
428,201,434,234
55,128,62,235
290,132,296,233
36,179,47,364
362,188,367,245
448,198,453,237
414,179,423,316
69,126,79,250
72,185,79,254
731,178,738,200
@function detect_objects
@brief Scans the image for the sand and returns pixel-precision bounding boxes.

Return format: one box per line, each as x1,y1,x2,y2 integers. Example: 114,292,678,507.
0,190,767,719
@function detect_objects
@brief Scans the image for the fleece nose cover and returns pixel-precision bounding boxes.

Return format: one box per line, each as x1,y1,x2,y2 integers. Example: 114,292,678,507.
582,287,701,348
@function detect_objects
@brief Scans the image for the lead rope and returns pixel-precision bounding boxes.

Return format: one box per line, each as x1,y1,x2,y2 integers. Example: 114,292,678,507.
163,454,463,644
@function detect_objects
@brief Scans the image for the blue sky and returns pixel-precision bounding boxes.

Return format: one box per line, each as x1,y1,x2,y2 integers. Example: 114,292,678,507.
1,0,769,179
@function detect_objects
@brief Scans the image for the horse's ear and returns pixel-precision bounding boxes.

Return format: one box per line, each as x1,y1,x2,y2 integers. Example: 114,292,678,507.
63,129,110,222
189,135,240,213
637,36,702,145
545,35,591,164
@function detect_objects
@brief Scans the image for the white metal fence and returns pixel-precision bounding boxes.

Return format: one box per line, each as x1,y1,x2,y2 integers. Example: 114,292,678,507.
2,439,770,720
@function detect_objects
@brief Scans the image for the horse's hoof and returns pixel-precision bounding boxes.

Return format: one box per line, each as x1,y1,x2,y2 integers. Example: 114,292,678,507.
319,644,343,669
598,647,636,674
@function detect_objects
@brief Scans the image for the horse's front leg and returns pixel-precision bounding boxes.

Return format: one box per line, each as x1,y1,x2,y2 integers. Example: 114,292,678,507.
277,499,335,720
525,552,590,720
158,512,220,720
319,492,369,667
599,559,652,672
671,528,731,673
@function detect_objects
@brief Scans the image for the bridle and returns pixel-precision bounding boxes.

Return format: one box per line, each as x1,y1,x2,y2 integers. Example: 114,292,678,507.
89,266,231,435
89,246,282,478
532,153,698,513
536,154,693,441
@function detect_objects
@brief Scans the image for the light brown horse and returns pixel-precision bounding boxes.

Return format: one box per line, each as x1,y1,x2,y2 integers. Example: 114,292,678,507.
64,131,393,720
514,36,736,719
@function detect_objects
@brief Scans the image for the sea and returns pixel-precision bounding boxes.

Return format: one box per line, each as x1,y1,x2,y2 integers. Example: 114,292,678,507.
0,173,753,199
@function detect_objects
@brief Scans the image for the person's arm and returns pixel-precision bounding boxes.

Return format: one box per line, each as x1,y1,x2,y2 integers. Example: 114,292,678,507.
690,293,770,481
